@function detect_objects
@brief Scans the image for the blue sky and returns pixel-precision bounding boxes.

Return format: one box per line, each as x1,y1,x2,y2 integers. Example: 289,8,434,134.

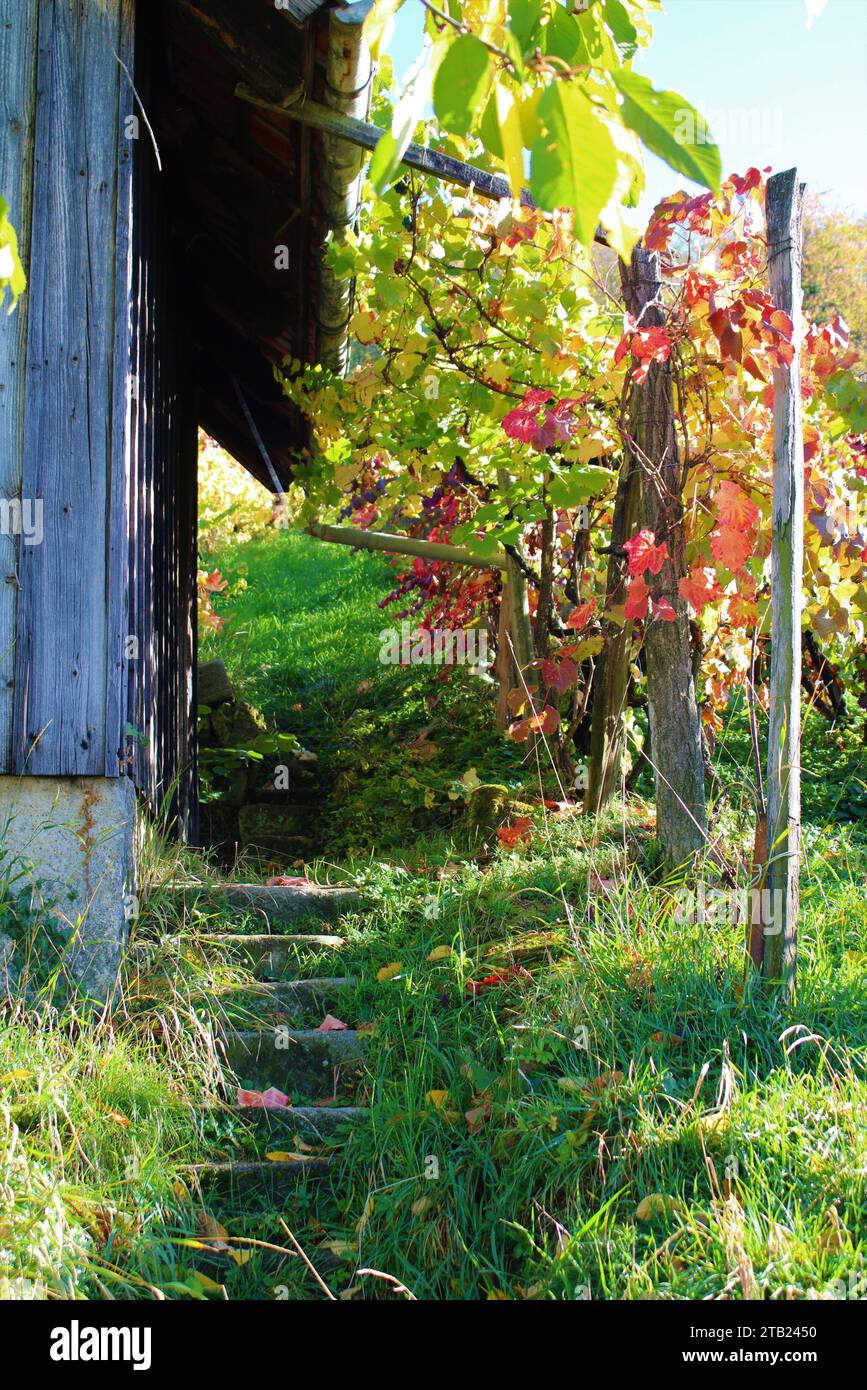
386,0,867,216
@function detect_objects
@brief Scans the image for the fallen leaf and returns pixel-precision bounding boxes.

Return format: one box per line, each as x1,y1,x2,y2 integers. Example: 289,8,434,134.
466,966,533,996
496,817,534,849
376,962,403,982
465,1099,492,1134
236,1086,292,1109
318,1014,349,1031
320,1239,356,1259
426,1089,450,1110
191,1270,224,1294
635,1193,675,1222
587,1070,623,1093
427,945,452,961
265,1151,309,1163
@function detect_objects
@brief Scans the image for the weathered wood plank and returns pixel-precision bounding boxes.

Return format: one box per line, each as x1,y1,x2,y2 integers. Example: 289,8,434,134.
106,0,136,776
763,168,806,998
13,0,127,774
0,1,39,772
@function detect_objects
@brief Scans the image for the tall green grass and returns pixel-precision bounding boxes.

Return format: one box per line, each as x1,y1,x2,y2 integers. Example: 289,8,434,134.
1,526,864,1300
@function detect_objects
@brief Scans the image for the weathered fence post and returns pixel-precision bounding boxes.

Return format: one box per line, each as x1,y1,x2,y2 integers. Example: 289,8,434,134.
622,247,706,866
505,550,535,674
763,168,806,998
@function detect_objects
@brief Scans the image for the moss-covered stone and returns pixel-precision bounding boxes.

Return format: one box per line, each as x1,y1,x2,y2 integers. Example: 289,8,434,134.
238,803,315,853
211,701,267,747
464,784,535,845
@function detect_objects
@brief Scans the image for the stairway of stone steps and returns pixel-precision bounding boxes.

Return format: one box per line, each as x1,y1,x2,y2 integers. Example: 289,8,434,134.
169,881,368,1234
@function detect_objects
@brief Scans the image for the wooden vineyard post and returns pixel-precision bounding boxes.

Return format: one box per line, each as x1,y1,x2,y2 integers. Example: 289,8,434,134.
495,581,513,729
763,168,806,998
623,247,706,866
505,550,535,675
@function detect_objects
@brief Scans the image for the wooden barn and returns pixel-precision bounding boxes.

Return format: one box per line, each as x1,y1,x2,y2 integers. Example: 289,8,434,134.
0,0,371,996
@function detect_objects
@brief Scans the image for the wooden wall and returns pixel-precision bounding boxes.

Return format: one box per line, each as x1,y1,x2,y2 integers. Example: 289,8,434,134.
0,1,39,772
1,0,198,840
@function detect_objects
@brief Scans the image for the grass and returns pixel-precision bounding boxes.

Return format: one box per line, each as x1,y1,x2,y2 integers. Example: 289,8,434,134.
2,525,866,1300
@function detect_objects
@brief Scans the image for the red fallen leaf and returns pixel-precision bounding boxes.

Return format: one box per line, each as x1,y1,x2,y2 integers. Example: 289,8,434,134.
623,529,667,577
467,966,533,996
587,1070,624,1093
710,525,752,573
318,1014,349,1031
266,875,311,887
566,598,596,632
236,1087,292,1109
200,569,228,595
624,575,650,621
318,1011,348,1034
465,1097,492,1133
496,817,533,849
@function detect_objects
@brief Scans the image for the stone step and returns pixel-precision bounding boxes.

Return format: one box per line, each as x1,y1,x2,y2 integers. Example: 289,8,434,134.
219,1028,367,1099
176,933,347,976
231,1104,364,1142
185,1157,330,1204
169,882,361,925
232,976,357,1006
223,977,358,1023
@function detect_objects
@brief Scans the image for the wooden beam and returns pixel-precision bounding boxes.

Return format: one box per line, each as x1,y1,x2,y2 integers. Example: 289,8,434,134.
306,522,507,570
236,81,609,245
763,168,806,999
173,0,304,106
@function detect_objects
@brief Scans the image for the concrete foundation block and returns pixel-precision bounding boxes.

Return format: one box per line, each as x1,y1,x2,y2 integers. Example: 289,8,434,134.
0,775,137,1002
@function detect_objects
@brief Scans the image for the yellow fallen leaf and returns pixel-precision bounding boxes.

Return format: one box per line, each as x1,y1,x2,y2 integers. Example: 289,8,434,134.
844,950,867,968
377,962,402,982
197,1212,230,1244
427,945,452,962
265,1151,308,1163
191,1270,224,1294
426,1089,450,1110
320,1239,355,1259
696,1112,728,1137
635,1193,675,1222
355,1195,375,1235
